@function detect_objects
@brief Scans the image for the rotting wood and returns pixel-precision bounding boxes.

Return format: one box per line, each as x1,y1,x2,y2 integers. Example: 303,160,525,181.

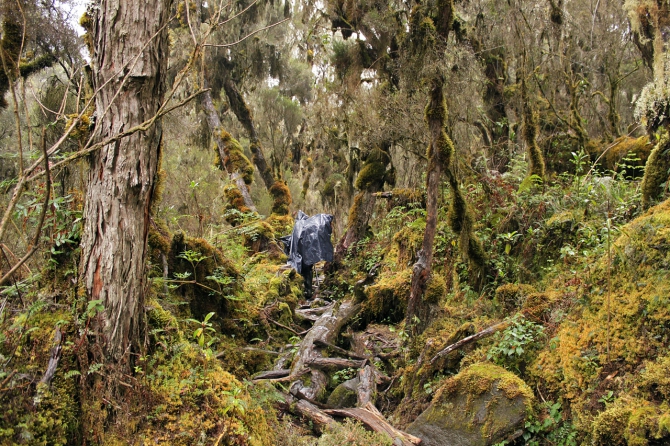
38,327,62,386
313,338,369,360
289,299,361,401
430,320,509,364
324,402,422,446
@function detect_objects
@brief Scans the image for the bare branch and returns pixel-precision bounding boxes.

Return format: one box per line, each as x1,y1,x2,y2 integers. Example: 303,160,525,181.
204,18,290,48
0,130,51,286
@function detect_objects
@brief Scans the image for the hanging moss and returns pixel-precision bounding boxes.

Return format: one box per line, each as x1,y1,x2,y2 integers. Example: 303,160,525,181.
269,180,292,215
641,130,670,208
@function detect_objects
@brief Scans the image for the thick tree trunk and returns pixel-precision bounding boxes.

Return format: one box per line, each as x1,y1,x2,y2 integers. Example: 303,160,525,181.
405,77,450,335
79,0,171,364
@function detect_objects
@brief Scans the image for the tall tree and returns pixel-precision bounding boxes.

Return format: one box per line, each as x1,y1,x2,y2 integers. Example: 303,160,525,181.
79,0,171,364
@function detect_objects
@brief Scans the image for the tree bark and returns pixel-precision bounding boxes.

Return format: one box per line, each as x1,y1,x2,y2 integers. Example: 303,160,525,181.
289,299,361,401
79,0,171,364
405,77,449,335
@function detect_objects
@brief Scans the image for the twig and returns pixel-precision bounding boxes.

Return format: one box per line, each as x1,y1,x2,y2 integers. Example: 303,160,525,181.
268,318,301,336
204,18,289,48
430,320,510,364
0,130,51,286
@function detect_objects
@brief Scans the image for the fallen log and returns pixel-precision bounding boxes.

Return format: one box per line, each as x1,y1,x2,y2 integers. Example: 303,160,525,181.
324,402,422,446
306,357,365,370
357,364,376,407
430,320,509,364
295,399,336,433
289,299,361,401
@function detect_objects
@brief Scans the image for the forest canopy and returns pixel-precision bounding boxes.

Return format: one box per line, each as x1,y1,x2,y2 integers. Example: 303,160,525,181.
1,0,670,444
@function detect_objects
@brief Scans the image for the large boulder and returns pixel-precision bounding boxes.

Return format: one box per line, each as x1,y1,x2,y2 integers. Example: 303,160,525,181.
407,363,533,446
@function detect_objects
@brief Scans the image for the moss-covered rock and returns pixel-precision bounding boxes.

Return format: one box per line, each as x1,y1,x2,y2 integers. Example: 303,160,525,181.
326,377,359,408
586,135,653,178
407,363,534,446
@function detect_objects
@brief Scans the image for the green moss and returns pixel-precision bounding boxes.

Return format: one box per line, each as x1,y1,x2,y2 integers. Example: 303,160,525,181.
360,268,412,324
220,131,255,185
437,363,534,404
269,180,292,216
641,130,670,208
424,274,446,304
223,184,252,225
533,200,670,430
138,344,275,445
588,135,653,175
521,78,546,181
355,161,387,190
592,398,670,446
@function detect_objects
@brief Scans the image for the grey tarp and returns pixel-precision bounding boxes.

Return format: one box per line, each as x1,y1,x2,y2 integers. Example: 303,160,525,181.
282,211,334,274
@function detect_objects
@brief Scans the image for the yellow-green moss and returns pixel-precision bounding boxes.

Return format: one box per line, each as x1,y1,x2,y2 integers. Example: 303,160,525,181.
424,274,446,304
592,398,670,446
265,213,293,236
437,363,534,404
641,130,670,208
220,130,255,185
138,344,275,445
355,160,387,190
533,200,670,428
360,268,412,324
269,180,292,216
588,135,653,174
223,184,252,225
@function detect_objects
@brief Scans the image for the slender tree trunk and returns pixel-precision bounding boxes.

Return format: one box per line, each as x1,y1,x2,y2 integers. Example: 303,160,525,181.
79,0,171,364
200,87,256,210
223,76,276,190
405,77,451,335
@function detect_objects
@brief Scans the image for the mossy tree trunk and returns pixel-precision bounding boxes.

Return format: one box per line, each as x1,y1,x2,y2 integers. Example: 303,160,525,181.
223,76,292,215
521,77,545,181
333,145,392,264
79,0,171,365
628,0,670,207
200,85,256,211
405,77,451,335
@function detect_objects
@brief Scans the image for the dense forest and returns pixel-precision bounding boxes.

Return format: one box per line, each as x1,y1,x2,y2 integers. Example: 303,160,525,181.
1,0,670,444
